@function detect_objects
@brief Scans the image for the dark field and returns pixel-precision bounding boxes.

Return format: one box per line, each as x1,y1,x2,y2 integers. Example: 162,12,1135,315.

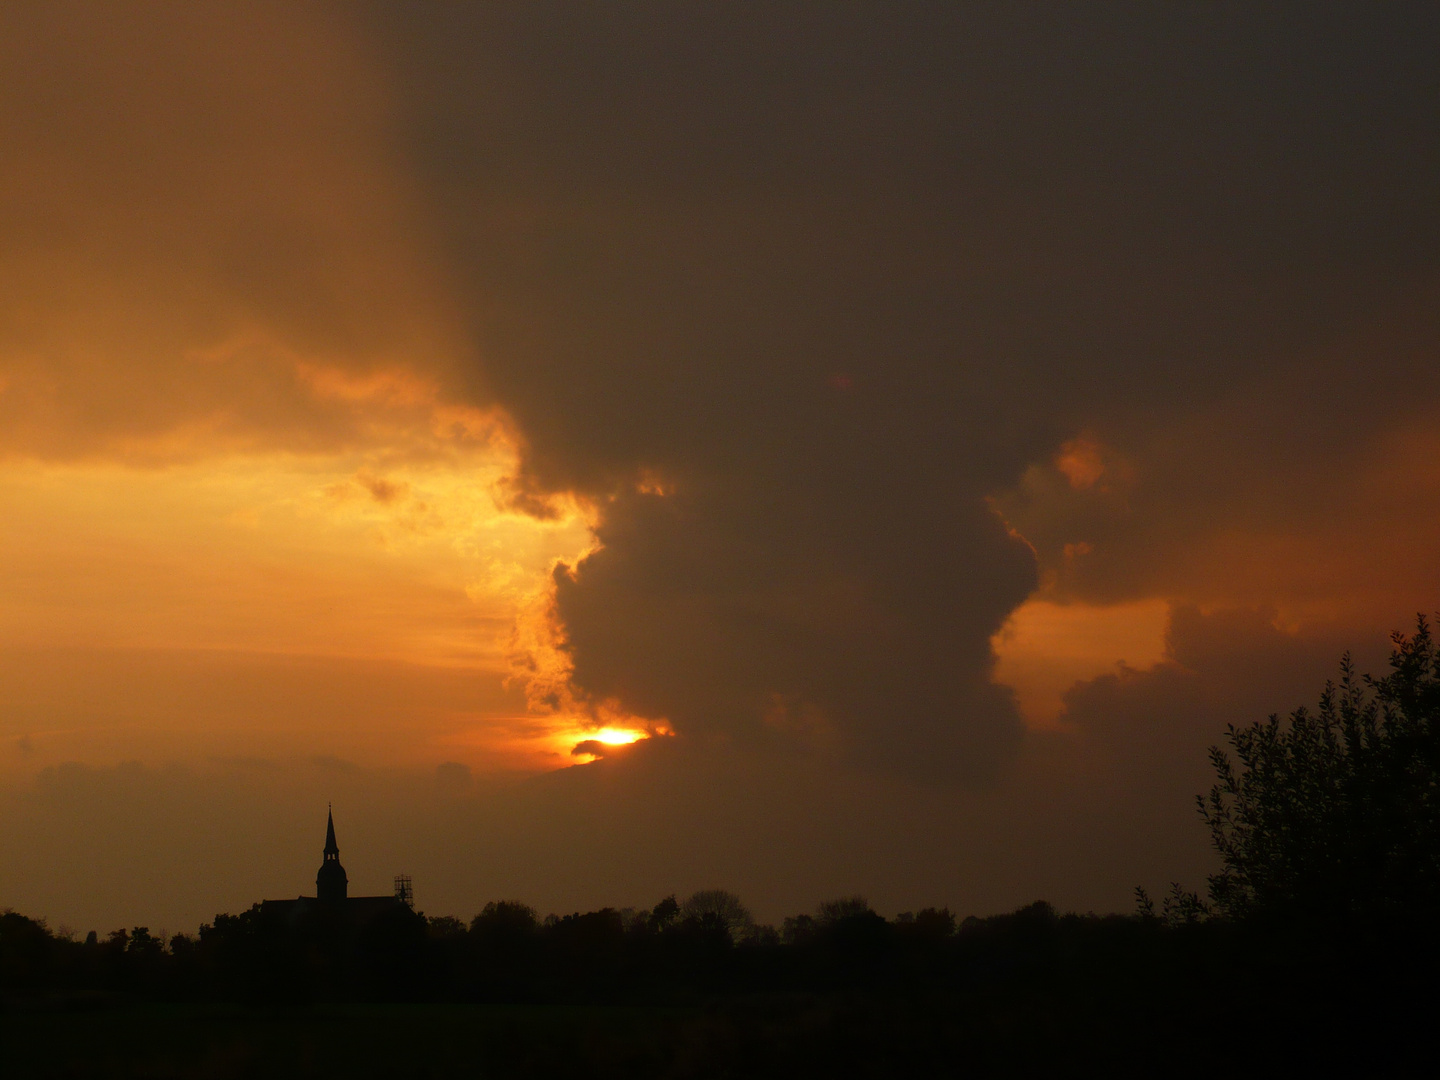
4,1002,726,1080
0,995,1210,1079
1,998,1016,1079
6,974,1435,1080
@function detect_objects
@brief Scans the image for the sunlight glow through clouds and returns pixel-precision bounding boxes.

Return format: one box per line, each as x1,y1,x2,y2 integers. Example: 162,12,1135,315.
593,727,645,745
0,345,614,774
437,711,668,771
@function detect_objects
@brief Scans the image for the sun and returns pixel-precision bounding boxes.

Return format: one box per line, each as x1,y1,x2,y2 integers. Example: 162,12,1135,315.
591,727,645,746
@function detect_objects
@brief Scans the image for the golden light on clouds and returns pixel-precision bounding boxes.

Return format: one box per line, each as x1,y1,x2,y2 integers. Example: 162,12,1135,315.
0,340,614,774
992,598,1171,729
1055,435,1106,490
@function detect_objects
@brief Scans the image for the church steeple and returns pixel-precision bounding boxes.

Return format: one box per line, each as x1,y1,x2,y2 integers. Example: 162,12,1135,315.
316,804,348,903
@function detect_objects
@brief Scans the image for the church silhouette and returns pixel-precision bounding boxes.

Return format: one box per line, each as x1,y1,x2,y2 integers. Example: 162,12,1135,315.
261,807,417,929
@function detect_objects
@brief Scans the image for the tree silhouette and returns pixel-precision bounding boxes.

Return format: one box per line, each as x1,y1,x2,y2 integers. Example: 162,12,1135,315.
816,896,873,924
647,895,680,931
679,890,752,941
1200,615,1440,926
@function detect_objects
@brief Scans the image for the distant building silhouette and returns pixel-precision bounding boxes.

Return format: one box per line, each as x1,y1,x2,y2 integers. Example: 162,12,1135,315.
261,808,417,929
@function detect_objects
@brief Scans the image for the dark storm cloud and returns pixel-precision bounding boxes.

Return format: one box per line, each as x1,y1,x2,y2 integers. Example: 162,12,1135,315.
1063,606,1368,786
1051,605,1391,889
361,3,1440,779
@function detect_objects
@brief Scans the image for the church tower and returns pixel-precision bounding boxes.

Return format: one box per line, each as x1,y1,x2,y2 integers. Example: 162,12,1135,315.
316,805,348,903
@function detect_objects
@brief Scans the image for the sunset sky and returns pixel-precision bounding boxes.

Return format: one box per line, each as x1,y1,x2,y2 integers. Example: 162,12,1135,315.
3,2,1439,935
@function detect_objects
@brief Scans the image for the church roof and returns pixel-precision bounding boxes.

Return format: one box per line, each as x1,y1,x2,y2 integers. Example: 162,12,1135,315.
260,894,412,930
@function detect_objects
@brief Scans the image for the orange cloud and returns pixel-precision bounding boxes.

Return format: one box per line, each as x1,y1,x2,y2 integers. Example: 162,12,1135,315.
1056,435,1106,490
992,598,1171,729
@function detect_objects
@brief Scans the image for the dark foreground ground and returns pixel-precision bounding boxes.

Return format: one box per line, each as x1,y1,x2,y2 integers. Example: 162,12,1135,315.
5,984,1436,1080
0,996,1246,1079
5,1002,715,1080
10,998,972,1079
6,902,1439,1078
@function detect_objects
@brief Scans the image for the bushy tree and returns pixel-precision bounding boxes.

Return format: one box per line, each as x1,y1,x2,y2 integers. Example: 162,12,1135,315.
469,901,538,937
816,896,873,924
1200,615,1440,925
647,895,680,931
679,890,752,941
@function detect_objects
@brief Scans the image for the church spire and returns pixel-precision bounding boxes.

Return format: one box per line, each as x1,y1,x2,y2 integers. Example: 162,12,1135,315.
316,804,348,902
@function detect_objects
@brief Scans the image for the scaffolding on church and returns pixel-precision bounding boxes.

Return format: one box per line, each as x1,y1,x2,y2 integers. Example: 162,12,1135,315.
393,874,414,908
